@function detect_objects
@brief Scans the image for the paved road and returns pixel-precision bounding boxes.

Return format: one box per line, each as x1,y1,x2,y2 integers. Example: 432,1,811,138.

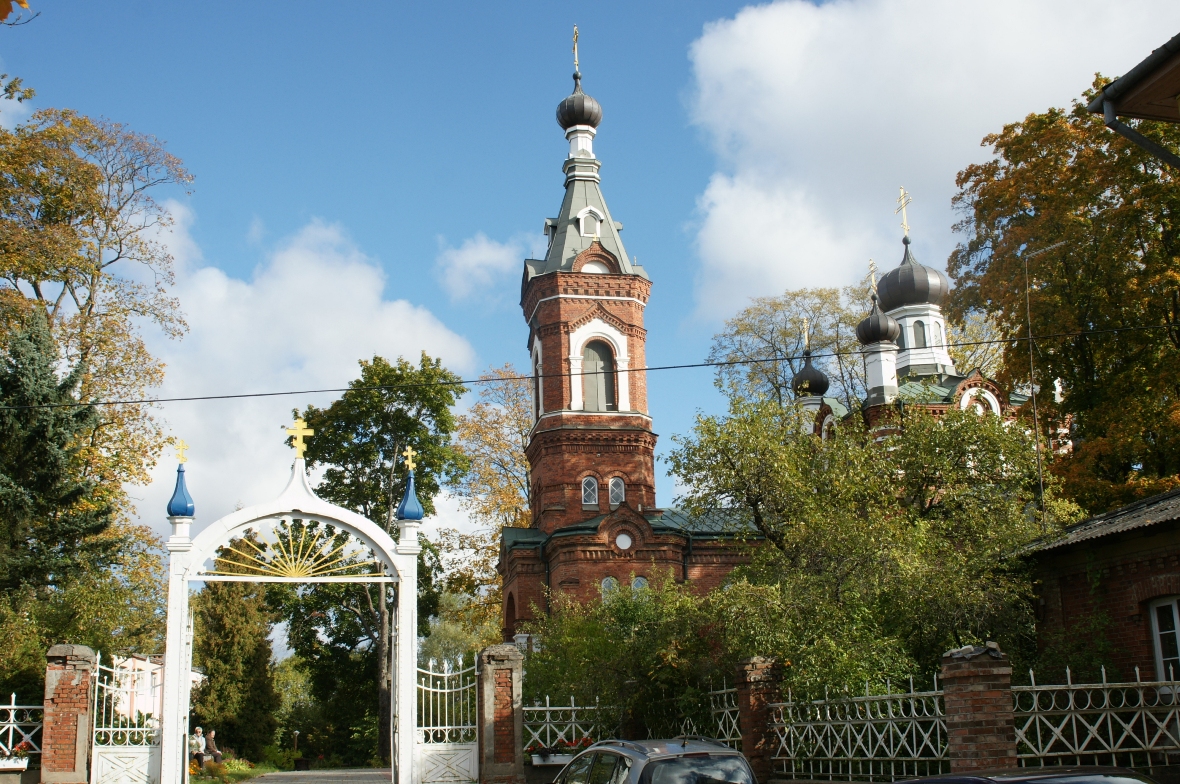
254,769,393,783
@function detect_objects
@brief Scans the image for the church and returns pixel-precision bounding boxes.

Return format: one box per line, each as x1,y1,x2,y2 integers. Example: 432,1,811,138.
497,64,1025,642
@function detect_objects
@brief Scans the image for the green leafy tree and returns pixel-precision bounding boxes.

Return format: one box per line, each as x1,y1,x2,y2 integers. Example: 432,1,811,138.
191,538,281,763
270,353,465,765
949,78,1180,513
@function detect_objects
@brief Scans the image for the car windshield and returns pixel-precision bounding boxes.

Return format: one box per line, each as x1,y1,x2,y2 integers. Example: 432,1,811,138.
1032,777,1153,784
642,755,755,784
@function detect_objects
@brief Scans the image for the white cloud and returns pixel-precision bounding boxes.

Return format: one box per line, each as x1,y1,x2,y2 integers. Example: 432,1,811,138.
688,0,1180,316
132,209,477,541
435,232,546,303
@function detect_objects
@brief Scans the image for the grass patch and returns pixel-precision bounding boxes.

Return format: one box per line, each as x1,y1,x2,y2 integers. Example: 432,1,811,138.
190,762,279,782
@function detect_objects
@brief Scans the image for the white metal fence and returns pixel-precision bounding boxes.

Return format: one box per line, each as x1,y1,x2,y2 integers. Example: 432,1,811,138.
769,679,948,783
523,698,601,753
1013,668,1180,770
91,653,162,784
416,660,478,784
0,693,42,763
708,684,741,750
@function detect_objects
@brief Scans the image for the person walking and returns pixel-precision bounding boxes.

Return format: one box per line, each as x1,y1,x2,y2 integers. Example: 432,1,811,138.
206,730,223,764
190,726,206,768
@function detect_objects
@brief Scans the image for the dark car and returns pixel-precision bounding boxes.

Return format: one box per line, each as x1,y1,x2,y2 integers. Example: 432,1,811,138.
898,767,1159,784
550,738,757,784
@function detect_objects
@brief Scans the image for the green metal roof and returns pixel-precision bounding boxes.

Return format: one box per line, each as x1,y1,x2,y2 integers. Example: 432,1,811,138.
499,508,760,553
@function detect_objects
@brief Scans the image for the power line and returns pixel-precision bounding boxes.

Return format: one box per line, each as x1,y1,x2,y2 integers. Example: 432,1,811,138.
1,320,1176,411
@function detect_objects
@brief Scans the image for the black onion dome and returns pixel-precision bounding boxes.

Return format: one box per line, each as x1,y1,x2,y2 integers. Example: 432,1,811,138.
856,294,902,345
876,236,950,312
792,349,830,397
556,72,603,130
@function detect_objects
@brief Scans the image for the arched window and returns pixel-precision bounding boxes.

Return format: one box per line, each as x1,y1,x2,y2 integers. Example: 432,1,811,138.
608,477,625,507
581,476,599,507
632,576,649,591
581,214,600,237
581,260,610,274
897,328,906,350
933,322,944,347
601,576,619,596
506,593,517,638
1152,597,1180,680
913,321,927,348
583,341,617,412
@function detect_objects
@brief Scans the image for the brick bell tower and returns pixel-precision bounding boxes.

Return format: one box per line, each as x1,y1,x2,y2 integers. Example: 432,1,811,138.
499,61,664,639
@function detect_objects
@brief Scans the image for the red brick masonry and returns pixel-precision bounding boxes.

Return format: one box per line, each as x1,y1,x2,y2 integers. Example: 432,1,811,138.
941,643,1017,773
494,669,513,764
41,644,95,784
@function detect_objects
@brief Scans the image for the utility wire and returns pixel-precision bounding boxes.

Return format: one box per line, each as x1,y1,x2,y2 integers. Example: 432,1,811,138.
2,321,1177,411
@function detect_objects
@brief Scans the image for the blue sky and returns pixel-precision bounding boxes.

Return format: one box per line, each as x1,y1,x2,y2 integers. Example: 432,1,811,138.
2,0,1177,535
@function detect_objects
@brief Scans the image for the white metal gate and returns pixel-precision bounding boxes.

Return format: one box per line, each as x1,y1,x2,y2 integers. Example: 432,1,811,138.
416,660,477,784
91,654,162,784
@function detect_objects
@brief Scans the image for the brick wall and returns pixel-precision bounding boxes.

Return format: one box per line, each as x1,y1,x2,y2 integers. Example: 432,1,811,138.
493,669,513,764
941,644,1016,772
1034,520,1180,679
735,658,780,783
41,644,95,784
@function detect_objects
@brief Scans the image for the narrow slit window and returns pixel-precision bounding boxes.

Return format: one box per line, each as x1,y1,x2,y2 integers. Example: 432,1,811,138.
581,476,598,507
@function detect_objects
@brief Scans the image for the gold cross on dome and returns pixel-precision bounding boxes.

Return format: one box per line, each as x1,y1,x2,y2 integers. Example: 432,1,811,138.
895,186,913,236
402,445,418,472
572,24,580,71
803,316,810,350
285,418,314,459
175,439,189,464
868,258,878,292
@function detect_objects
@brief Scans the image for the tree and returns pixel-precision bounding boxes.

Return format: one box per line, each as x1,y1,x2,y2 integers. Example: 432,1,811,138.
947,310,1005,379
192,539,281,763
0,108,191,515
441,364,532,639
0,311,117,593
948,79,1180,513
667,400,1067,674
707,285,870,411
273,353,465,764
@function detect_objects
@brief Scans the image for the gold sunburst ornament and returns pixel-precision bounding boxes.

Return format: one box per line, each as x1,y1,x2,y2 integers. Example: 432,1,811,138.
202,519,386,581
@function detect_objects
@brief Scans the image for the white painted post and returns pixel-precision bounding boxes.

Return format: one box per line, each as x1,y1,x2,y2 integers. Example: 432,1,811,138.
160,513,193,784
395,514,420,784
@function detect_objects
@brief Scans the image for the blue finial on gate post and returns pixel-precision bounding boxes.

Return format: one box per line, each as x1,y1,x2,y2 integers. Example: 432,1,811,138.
396,446,424,521
167,440,195,517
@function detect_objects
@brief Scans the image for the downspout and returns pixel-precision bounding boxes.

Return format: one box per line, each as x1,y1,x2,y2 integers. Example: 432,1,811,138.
1103,100,1180,170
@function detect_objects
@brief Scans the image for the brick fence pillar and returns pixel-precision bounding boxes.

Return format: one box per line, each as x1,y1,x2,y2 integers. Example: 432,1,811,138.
940,642,1017,773
477,644,525,784
734,657,780,784
40,644,96,784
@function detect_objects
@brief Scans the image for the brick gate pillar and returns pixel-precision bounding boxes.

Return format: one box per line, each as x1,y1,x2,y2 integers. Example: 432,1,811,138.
940,642,1017,773
40,644,96,784
734,657,780,784
477,644,525,784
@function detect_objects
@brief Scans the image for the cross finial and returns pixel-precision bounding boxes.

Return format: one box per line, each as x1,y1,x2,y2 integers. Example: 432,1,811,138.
895,186,912,237
285,418,314,459
803,317,810,351
175,439,189,464
572,24,580,72
868,258,878,292
402,445,418,472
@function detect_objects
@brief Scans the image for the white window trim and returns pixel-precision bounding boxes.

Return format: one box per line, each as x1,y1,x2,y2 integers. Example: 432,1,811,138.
581,476,599,508
959,387,1001,415
576,206,605,238
569,318,629,412
608,477,625,507
1150,596,1180,681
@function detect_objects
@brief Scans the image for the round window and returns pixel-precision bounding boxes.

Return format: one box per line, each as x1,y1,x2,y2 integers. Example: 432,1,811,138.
615,533,633,550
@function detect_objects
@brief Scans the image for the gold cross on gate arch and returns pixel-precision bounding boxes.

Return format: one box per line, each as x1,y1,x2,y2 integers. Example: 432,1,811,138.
286,418,314,459
175,439,189,464
402,445,418,472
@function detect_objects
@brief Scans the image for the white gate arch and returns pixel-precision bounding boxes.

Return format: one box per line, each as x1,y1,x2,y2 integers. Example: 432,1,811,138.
159,445,421,784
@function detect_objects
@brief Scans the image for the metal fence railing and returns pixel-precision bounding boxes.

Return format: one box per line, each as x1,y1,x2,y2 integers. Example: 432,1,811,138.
523,698,602,753
0,694,42,763
769,679,947,783
417,659,477,744
1014,668,1180,771
708,684,741,750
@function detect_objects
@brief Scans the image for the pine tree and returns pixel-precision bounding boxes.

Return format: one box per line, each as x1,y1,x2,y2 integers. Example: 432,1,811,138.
0,312,117,594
